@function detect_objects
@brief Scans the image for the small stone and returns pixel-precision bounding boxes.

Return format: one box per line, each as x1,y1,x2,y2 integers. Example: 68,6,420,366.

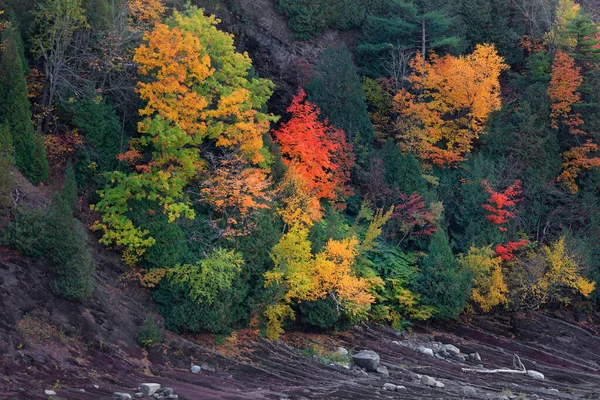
435,381,445,388
160,388,174,396
456,354,466,362
352,350,380,372
526,370,545,380
421,375,438,387
468,352,482,362
441,344,460,356
438,348,449,357
134,394,143,398
113,393,132,400
45,390,57,396
140,383,161,396
383,383,397,391
462,386,477,396
93,385,100,389
396,386,406,392
476,364,484,369
190,365,201,373
416,346,434,357
377,365,389,377
167,396,178,399
336,347,348,356
76,389,86,393
548,388,559,394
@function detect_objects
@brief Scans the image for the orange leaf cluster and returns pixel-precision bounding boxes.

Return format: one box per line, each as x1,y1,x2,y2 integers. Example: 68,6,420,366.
134,23,213,137
275,88,355,202
482,180,522,232
128,0,165,26
548,51,584,133
558,140,600,194
394,44,508,166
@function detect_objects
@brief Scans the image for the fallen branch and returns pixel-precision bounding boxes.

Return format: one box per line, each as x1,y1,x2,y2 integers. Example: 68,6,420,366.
462,354,526,374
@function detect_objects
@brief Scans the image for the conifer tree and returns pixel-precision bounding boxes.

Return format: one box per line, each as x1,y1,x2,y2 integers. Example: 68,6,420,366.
0,24,49,185
0,123,13,209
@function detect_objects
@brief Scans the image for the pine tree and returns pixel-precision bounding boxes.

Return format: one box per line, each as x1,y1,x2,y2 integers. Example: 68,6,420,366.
0,23,49,185
308,45,374,152
0,123,13,209
415,228,472,318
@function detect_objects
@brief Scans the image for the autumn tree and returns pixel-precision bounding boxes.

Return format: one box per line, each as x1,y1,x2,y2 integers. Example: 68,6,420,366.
275,88,355,203
549,51,600,193
460,246,508,312
93,8,275,264
395,44,508,166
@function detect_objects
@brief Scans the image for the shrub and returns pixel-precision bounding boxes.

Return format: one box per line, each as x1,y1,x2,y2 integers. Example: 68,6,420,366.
136,315,163,347
299,297,341,329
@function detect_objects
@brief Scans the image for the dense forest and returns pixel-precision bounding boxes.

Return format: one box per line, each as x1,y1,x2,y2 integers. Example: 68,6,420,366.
1,0,600,343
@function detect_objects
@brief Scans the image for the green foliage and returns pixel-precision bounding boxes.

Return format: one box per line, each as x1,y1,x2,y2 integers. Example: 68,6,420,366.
62,162,78,212
0,123,13,209
298,297,341,329
415,229,472,319
308,45,374,151
136,315,163,347
168,249,244,305
380,139,427,196
275,0,366,39
1,209,47,257
0,24,49,185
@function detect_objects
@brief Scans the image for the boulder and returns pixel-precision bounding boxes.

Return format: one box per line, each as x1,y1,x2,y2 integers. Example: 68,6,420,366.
435,381,445,388
416,346,434,357
383,383,397,391
547,388,559,394
396,386,406,392
140,383,161,396
377,365,389,377
352,350,380,372
113,393,132,400
526,370,545,380
441,344,460,356
190,365,201,373
462,386,477,396
420,375,438,387
158,388,174,396
468,352,482,362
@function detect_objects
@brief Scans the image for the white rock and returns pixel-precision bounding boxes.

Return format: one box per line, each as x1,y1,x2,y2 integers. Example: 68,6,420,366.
548,388,559,394
93,385,100,389
421,375,438,387
441,344,460,356
526,370,545,380
383,383,397,391
190,365,201,373
45,390,57,396
140,383,161,396
416,346,435,357
336,347,348,356
396,385,406,392
435,381,445,388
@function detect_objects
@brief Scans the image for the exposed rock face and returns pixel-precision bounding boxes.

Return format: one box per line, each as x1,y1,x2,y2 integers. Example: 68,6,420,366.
352,350,380,372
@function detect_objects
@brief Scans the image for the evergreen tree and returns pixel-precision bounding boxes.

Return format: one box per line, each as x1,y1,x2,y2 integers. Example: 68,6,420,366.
308,45,374,153
0,123,13,209
0,23,49,185
415,228,472,318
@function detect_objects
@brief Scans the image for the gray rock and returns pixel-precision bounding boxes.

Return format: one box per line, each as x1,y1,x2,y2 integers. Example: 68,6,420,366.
45,390,57,396
548,388,559,394
435,381,445,388
441,344,460,356
416,346,435,357
421,375,438,387
93,385,100,389
462,386,477,396
76,389,86,393
383,383,397,391
113,393,132,400
456,354,466,362
468,352,482,362
377,365,389,377
352,350,380,372
437,348,449,357
526,370,545,380
190,365,201,373
159,388,174,396
396,386,406,392
167,396,178,399
140,383,161,396
134,394,143,398
336,347,348,356
494,396,509,400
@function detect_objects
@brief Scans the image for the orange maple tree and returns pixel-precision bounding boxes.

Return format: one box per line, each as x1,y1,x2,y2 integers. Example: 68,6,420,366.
128,0,166,26
549,51,600,193
275,88,355,202
394,44,508,166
